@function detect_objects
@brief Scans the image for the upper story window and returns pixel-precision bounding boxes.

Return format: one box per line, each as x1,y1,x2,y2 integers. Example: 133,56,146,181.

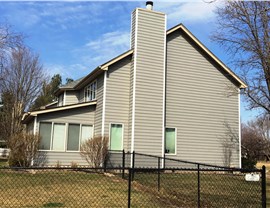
84,81,97,102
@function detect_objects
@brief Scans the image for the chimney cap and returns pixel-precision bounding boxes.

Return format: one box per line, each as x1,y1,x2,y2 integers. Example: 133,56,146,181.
146,1,153,6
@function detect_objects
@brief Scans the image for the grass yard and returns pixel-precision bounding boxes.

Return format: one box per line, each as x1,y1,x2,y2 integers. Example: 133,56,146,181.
0,169,159,208
0,168,263,208
133,171,262,207
0,158,8,167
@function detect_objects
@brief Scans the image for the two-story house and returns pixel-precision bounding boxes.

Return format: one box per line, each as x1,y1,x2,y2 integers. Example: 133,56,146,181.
22,2,247,167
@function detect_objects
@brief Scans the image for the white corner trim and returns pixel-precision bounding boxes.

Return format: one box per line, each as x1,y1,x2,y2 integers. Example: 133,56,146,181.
238,91,241,168
101,70,107,137
33,117,37,135
131,9,138,166
162,14,167,168
63,91,66,106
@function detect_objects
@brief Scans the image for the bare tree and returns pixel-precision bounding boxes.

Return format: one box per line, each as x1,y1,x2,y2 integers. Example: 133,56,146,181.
0,47,46,141
242,115,270,161
213,1,270,113
0,23,23,76
8,132,41,167
80,136,109,168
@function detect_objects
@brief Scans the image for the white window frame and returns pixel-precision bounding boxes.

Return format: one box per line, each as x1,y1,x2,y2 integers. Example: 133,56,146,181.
165,127,177,155
109,123,124,152
38,122,94,152
84,80,97,102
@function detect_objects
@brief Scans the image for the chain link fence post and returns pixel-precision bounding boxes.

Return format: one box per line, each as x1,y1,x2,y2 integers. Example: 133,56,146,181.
128,168,132,208
197,164,200,208
262,165,266,208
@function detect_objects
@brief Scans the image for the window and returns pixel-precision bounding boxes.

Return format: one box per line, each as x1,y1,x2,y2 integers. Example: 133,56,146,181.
67,124,80,151
110,124,123,151
39,122,52,150
84,81,97,101
165,128,176,154
81,125,93,143
39,122,94,151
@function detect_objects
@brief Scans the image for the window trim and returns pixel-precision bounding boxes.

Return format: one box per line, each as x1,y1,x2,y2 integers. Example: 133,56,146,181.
109,123,124,152
165,127,177,155
84,80,97,102
38,121,94,153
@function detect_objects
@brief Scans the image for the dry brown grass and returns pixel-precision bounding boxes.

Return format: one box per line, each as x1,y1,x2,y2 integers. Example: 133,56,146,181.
0,169,158,207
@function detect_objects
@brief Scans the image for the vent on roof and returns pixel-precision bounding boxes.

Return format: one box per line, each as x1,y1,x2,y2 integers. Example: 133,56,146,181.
146,1,153,10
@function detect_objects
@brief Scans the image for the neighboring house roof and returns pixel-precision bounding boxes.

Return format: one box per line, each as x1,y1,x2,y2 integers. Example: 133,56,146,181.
60,77,85,89
22,101,97,124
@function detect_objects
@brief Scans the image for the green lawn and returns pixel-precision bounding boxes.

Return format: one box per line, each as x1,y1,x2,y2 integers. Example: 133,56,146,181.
0,168,264,207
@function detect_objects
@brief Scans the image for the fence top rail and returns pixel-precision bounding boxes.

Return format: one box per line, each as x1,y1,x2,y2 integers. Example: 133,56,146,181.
0,167,125,170
130,151,251,171
0,166,262,172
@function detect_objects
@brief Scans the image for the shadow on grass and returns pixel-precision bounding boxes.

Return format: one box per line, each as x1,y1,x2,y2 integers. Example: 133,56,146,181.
43,202,64,207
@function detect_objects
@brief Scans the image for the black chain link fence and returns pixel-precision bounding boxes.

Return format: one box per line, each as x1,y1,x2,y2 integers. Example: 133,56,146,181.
0,165,266,207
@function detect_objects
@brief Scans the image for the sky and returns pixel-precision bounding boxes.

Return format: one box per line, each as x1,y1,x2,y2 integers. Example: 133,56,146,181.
0,0,261,123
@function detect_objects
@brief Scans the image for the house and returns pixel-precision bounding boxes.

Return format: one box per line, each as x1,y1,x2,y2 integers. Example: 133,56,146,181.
22,2,247,167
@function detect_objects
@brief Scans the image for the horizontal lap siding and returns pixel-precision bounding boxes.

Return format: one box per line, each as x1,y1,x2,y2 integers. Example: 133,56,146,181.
166,31,239,167
133,9,165,156
94,74,104,136
65,91,79,105
37,106,95,124
36,152,89,166
104,57,131,151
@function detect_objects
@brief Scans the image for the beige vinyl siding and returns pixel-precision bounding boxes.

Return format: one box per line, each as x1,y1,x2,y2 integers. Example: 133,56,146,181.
65,91,79,105
104,56,131,151
36,106,95,134
35,106,96,165
36,152,89,166
132,9,166,156
94,74,104,135
166,30,239,167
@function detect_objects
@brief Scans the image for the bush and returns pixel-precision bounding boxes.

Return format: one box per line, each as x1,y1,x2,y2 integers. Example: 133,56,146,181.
241,157,257,169
8,132,40,167
80,136,109,168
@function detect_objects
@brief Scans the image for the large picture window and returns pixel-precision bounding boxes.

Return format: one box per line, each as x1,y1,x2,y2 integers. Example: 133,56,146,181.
165,128,176,154
84,81,97,101
110,124,123,151
39,122,93,152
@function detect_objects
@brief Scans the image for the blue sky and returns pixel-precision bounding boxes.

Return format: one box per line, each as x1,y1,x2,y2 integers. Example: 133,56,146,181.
0,1,260,123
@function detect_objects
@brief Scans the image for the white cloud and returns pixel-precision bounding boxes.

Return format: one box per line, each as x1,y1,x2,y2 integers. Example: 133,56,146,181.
73,30,130,69
44,63,89,81
155,1,222,25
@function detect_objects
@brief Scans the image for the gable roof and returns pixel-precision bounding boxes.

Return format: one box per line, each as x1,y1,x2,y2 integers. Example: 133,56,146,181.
167,24,247,89
55,49,133,96
55,23,246,97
